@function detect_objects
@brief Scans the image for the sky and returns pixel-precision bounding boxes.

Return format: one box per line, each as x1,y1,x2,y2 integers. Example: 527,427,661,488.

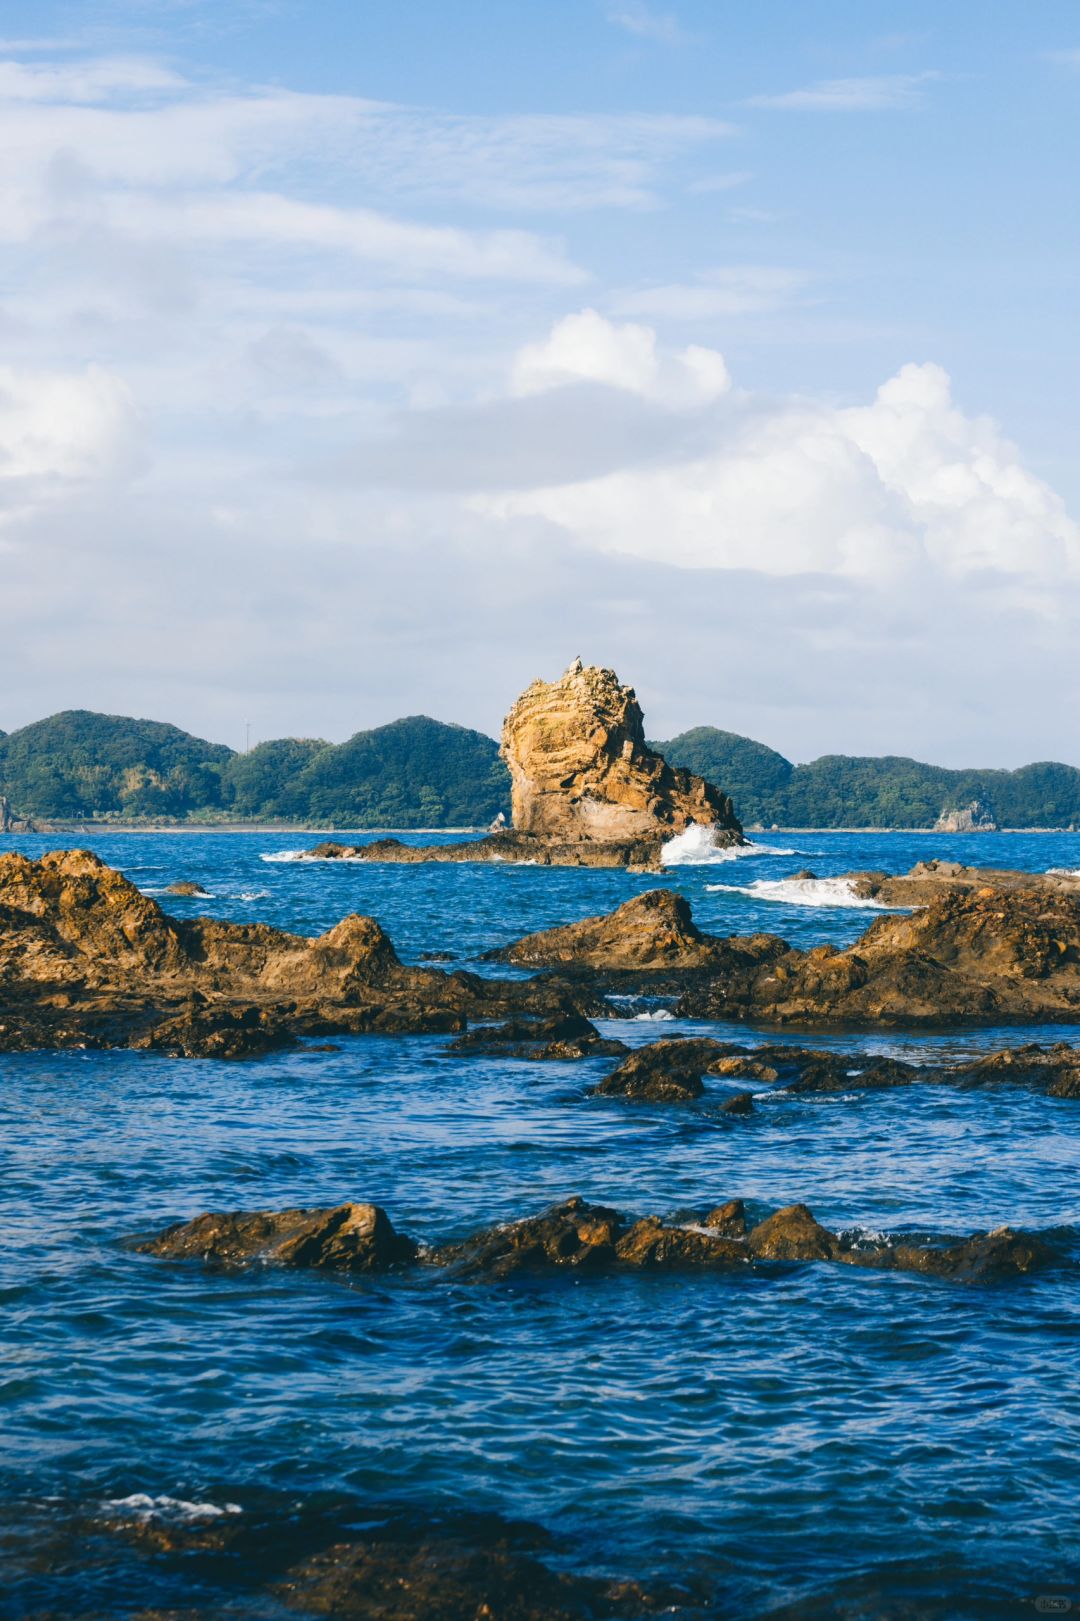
1,0,1078,765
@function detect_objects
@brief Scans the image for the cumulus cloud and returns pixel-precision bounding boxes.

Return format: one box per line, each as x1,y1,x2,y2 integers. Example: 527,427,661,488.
512,309,730,409
483,331,1080,584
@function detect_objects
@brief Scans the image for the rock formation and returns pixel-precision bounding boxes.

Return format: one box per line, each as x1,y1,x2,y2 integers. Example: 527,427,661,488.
492,877,1080,1027
143,1194,1060,1285
142,1201,417,1273
501,658,742,846
486,889,728,971
934,800,998,833
292,660,743,868
0,794,34,833
0,849,598,1057
822,859,1080,907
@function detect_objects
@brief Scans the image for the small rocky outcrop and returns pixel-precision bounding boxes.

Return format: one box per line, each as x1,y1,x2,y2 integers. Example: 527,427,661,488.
163,880,207,897
934,800,998,833
0,849,600,1057
594,1038,729,1100
140,1202,417,1273
447,1012,627,1060
0,794,35,833
488,889,728,972
141,1194,1060,1285
830,860,1080,907
501,659,742,846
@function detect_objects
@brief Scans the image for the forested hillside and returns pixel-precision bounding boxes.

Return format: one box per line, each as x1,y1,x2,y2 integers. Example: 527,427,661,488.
3,709,1078,828
653,728,1080,829
0,711,510,827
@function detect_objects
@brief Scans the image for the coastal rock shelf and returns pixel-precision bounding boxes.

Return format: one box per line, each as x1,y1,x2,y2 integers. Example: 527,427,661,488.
141,1195,1059,1284
493,877,1080,1026
0,849,597,1057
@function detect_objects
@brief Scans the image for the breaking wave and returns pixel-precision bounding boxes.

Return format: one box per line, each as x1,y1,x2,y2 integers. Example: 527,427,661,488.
260,850,309,863
660,825,801,866
706,876,906,910
102,1493,241,1523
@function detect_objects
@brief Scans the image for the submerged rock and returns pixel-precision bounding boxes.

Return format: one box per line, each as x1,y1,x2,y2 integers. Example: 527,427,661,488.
447,1012,627,1060
140,1201,417,1273
0,849,599,1058
141,1194,1060,1286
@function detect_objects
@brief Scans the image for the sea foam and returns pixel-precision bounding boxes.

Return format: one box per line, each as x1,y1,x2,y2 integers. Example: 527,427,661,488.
706,876,907,910
660,824,800,866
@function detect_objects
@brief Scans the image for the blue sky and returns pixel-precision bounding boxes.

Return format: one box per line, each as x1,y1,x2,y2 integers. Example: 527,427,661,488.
1,0,1078,762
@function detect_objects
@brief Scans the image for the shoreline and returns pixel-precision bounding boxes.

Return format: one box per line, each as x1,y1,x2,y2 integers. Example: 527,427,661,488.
3,823,1079,838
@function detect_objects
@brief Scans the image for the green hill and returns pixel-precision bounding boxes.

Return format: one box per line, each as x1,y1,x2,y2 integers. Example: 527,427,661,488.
0,711,233,818
654,727,1080,829
0,711,510,827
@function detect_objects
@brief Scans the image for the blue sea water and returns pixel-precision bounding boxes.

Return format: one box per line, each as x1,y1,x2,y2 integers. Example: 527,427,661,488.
1,829,1079,1618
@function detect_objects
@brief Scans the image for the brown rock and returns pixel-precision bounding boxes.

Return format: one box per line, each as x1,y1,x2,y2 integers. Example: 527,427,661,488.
614,1216,747,1270
883,1226,1056,1281
163,881,206,897
501,658,743,846
747,1204,840,1261
447,1012,627,1060
430,1197,624,1279
718,1091,755,1116
593,1037,730,1100
140,1201,417,1273
489,888,727,971
704,1199,748,1237
0,850,601,1057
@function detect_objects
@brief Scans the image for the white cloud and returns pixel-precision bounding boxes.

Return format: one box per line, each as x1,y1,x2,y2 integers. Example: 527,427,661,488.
483,343,1080,583
747,72,938,111
511,308,730,409
0,364,138,487
606,3,683,45
610,266,807,319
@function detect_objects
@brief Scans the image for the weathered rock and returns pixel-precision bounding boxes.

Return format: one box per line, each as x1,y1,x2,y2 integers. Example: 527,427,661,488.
140,1195,1060,1286
292,661,743,870
593,1038,727,1100
613,1216,747,1270
448,1012,627,1060
933,800,998,833
953,1041,1080,1098
431,1197,625,1278
704,1199,748,1237
827,859,1080,908
140,1201,417,1273
0,849,601,1057
0,794,35,833
489,889,727,971
693,883,1080,1026
718,1090,755,1116
501,658,743,846
747,1204,840,1261
881,1226,1055,1281
298,831,668,871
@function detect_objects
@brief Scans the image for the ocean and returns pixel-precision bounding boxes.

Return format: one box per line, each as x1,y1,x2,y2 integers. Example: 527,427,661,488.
2,828,1078,1618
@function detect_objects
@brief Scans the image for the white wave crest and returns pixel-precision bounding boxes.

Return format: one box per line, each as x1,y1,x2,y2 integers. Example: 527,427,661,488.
632,1009,676,1022
1048,867,1080,877
260,850,308,863
102,1493,241,1522
661,825,801,866
706,876,904,910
